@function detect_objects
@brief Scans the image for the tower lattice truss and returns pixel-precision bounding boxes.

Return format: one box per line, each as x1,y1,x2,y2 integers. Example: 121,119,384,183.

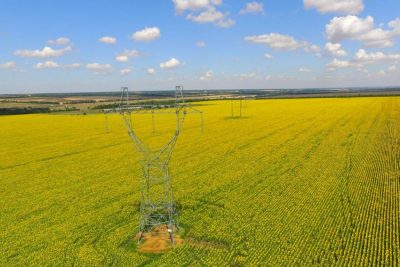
105,86,203,245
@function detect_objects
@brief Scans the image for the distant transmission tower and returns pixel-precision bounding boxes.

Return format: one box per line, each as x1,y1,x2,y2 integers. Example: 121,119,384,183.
242,96,248,108
106,86,202,245
231,99,243,118
103,109,113,133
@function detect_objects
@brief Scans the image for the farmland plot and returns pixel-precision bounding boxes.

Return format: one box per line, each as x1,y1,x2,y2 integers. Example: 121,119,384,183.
0,97,399,266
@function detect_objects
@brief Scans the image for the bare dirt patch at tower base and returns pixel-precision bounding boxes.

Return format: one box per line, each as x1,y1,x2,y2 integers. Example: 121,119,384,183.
137,225,184,253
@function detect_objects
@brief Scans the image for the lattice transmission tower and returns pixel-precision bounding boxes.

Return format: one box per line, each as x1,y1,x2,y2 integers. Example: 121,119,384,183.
230,98,245,118
105,86,202,245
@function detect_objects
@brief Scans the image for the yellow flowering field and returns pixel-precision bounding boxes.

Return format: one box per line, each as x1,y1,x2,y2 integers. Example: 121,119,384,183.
1,97,399,266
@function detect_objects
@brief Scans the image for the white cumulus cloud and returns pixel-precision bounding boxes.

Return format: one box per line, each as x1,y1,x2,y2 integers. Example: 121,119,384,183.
86,63,112,75
304,0,364,15
34,61,80,69
35,61,60,69
245,33,321,55
303,42,321,55
99,36,117,44
325,42,347,57
186,6,235,28
115,50,141,62
326,49,400,70
173,0,222,14
160,58,180,69
120,68,132,75
244,33,301,50
131,27,160,42
389,18,400,35
200,70,214,80
14,46,72,58
174,0,235,28
147,68,156,75
326,15,397,47
48,37,71,45
264,53,273,60
115,55,129,63
326,58,362,70
354,49,400,64
0,61,17,70
240,2,264,15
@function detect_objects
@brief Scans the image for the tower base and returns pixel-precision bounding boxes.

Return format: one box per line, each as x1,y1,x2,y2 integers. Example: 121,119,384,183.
136,224,183,253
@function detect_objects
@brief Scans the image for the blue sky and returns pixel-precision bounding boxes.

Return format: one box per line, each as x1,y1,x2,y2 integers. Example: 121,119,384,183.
0,0,400,93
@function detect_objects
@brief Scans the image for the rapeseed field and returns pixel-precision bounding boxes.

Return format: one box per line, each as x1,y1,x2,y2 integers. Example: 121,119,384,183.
1,97,399,266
